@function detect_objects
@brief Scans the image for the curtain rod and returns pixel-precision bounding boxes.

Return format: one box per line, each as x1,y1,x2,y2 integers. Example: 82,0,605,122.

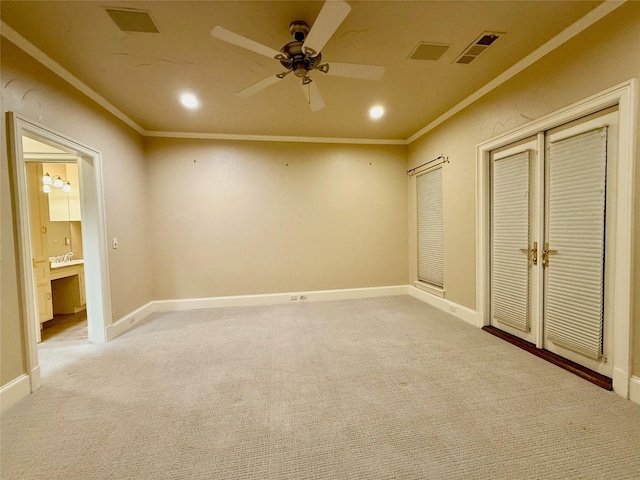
406,154,448,176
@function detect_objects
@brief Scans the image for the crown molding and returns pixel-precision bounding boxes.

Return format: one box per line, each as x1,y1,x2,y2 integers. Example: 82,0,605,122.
144,130,407,145
1,21,146,135
1,20,404,146
406,0,627,144
2,1,626,146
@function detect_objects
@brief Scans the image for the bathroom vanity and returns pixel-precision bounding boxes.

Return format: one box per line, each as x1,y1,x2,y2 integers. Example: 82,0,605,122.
36,260,86,325
49,260,86,315
27,162,86,327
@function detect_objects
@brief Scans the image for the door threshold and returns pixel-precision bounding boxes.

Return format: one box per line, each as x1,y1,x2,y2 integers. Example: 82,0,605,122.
482,326,612,390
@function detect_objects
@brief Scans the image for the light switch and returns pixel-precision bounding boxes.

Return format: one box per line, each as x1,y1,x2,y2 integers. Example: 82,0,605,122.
112,238,118,249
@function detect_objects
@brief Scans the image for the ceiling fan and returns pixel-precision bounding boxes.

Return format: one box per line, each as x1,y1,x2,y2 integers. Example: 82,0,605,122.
211,0,384,112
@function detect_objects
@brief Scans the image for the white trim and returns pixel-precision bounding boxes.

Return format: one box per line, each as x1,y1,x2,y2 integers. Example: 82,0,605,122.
413,281,445,298
629,376,640,405
0,22,144,135
408,286,478,327
154,285,409,313
1,21,402,146
407,0,627,144
145,131,406,145
29,365,41,392
7,113,113,394
476,80,637,399
106,301,157,341
2,2,625,146
0,374,31,414
105,286,409,341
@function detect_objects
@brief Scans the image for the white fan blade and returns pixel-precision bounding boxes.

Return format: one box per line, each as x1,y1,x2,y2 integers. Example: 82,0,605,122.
325,62,385,81
236,74,282,97
301,81,326,112
212,26,281,59
302,0,351,55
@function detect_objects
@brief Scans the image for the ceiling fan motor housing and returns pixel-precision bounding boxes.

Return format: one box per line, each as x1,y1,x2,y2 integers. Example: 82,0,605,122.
279,40,322,78
211,0,383,111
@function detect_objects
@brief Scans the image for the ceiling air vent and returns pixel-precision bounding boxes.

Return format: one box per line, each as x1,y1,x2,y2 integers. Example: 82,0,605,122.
455,32,501,64
408,42,450,61
106,8,159,33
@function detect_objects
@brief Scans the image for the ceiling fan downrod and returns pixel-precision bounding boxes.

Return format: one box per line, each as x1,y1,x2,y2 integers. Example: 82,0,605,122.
275,21,328,81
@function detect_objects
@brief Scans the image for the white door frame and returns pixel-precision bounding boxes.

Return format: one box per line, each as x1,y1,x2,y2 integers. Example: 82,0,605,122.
7,112,112,392
476,80,637,398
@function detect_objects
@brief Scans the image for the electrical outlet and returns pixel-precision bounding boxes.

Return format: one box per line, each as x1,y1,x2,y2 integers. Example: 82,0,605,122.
290,295,298,301
449,305,456,313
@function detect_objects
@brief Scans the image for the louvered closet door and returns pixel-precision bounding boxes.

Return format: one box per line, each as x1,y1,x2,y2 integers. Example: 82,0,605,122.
543,126,610,370
490,140,538,345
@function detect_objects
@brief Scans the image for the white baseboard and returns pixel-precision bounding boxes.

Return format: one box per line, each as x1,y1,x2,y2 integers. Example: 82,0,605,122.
629,376,640,405
106,301,156,341
408,285,478,327
612,367,630,399
106,286,409,341
0,374,31,414
154,285,410,312
30,365,42,391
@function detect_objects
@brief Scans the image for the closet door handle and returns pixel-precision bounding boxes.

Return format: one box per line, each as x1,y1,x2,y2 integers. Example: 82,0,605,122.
542,242,558,268
519,242,538,265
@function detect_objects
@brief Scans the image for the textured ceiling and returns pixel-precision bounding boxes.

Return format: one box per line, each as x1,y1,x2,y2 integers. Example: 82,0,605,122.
1,1,602,140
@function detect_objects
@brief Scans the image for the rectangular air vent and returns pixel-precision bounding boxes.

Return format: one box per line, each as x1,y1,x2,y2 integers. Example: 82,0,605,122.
106,8,159,33
455,32,502,64
409,42,450,61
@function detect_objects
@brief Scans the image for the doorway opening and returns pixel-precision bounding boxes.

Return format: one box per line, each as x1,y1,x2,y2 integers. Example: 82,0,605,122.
26,156,88,345
486,109,616,388
475,81,636,398
7,113,112,392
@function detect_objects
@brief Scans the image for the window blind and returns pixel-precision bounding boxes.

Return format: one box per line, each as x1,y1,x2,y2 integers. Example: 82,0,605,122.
491,151,530,332
417,167,443,287
545,127,607,359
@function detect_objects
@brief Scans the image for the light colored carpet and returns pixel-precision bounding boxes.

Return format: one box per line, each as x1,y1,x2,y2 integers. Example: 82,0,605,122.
1,296,639,479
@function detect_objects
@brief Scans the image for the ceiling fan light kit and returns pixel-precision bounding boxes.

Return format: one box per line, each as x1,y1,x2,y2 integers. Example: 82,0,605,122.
211,0,385,112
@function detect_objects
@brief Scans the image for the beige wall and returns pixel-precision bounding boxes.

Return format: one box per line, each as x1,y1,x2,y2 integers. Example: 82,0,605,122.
408,3,640,372
146,138,408,299
1,39,152,386
1,2,638,393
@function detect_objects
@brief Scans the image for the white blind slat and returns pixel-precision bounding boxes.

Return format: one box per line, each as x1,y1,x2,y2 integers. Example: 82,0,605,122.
417,168,443,287
545,127,607,359
491,151,530,332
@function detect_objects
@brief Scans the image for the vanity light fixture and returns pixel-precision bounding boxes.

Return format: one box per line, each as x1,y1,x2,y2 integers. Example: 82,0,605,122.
42,174,72,193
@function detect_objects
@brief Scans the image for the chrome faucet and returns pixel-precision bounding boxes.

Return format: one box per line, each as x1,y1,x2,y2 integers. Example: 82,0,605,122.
63,252,74,262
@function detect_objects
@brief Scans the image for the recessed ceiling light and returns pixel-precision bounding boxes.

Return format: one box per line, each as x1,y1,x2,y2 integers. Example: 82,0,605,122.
180,93,199,109
369,105,385,119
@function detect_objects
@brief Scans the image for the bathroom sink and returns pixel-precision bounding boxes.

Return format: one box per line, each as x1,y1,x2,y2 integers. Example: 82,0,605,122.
50,259,84,269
